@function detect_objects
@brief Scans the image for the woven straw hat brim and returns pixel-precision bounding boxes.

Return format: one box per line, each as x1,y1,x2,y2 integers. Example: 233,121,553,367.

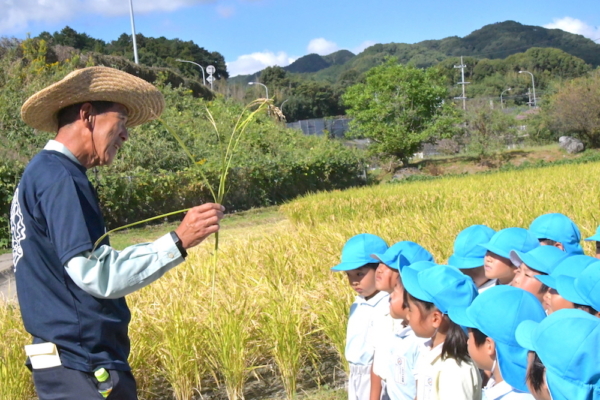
21,66,165,133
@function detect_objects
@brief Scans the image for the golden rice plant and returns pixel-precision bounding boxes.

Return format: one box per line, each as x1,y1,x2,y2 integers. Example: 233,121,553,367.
0,303,35,399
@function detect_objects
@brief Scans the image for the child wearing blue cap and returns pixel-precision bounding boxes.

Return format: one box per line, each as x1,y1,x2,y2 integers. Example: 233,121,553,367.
448,286,546,399
384,261,434,400
515,308,600,400
449,225,497,293
534,255,598,315
370,242,434,399
509,246,569,304
554,260,600,318
480,228,540,285
331,233,389,400
528,213,584,256
584,225,600,259
402,264,482,400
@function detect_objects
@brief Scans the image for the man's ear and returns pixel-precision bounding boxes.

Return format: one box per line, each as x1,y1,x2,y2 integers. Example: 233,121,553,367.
80,103,94,129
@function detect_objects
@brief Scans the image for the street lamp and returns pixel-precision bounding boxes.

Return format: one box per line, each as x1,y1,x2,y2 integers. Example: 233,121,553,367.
176,59,206,86
500,88,511,109
128,0,139,64
280,99,289,113
248,82,269,99
519,71,537,108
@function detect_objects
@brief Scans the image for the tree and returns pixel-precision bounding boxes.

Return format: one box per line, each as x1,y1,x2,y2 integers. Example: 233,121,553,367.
543,71,600,147
462,102,517,158
343,58,459,165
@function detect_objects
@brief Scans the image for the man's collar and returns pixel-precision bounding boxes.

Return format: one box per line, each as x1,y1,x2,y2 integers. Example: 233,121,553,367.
44,140,82,166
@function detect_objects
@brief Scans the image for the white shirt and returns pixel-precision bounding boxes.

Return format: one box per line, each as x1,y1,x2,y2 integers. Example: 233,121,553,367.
478,279,498,293
483,378,534,400
372,312,395,378
44,140,185,299
346,291,390,366
416,339,482,400
385,322,427,400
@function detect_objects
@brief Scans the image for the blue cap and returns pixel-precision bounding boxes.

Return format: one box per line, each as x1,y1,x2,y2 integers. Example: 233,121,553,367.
515,309,600,400
585,225,600,241
529,213,584,256
509,245,570,274
331,233,388,271
448,225,496,269
371,241,434,271
402,264,478,314
479,228,540,259
449,286,546,392
574,261,600,311
536,255,597,289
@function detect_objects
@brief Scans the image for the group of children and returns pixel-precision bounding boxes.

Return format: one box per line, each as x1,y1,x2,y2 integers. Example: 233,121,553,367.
332,213,600,400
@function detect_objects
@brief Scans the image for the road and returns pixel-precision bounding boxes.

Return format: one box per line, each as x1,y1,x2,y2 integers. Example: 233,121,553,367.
0,253,16,302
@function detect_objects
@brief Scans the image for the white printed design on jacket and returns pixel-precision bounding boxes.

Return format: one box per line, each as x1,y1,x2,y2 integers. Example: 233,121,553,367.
10,188,26,271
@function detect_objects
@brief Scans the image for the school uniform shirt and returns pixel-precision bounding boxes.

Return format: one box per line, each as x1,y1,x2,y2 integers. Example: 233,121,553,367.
345,291,390,366
478,279,498,293
416,340,482,400
482,378,533,400
385,322,427,400
372,312,395,379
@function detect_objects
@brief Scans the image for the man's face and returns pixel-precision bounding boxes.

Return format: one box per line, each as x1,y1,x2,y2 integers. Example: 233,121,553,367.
90,103,129,166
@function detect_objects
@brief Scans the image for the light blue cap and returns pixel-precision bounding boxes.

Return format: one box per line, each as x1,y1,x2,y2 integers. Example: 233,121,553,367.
402,264,478,314
331,233,388,271
585,225,600,241
574,261,600,311
509,245,570,274
479,227,540,259
515,309,600,400
529,213,584,256
448,225,496,269
371,241,434,271
536,255,597,289
449,286,546,393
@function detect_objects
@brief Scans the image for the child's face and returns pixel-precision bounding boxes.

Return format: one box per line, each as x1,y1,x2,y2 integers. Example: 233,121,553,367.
512,264,545,303
389,279,407,319
544,288,575,315
526,352,553,400
405,296,439,338
375,263,400,293
345,266,377,298
484,251,516,285
467,330,494,371
596,241,600,260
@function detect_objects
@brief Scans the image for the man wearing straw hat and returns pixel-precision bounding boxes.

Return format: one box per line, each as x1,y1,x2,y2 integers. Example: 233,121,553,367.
11,66,224,399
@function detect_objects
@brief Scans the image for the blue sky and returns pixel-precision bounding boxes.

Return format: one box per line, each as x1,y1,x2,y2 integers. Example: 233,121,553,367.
2,0,599,76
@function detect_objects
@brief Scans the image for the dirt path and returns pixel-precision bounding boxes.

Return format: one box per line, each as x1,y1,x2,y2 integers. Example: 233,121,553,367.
0,253,16,302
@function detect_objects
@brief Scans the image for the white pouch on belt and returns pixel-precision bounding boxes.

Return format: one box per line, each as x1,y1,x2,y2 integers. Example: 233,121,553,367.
25,342,62,369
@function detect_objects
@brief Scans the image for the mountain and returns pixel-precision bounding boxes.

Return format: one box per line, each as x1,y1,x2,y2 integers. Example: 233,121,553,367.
230,21,600,83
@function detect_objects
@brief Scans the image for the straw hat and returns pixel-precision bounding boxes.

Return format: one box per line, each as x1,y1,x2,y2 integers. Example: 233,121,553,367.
21,66,165,133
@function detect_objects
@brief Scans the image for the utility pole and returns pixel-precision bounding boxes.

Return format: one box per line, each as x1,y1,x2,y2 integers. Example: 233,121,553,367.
454,56,469,110
128,0,139,64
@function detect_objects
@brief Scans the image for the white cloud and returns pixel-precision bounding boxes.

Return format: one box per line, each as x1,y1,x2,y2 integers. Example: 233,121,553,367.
0,0,215,32
353,40,376,54
216,5,235,18
227,51,296,76
544,17,600,41
307,38,339,55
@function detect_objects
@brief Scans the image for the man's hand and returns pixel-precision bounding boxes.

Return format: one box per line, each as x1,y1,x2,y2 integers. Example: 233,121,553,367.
174,203,225,249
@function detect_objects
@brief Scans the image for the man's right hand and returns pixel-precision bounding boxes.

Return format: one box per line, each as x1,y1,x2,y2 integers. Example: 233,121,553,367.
174,203,225,250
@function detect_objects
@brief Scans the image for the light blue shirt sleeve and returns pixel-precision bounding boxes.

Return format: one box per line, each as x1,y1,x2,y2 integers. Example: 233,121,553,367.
64,233,185,299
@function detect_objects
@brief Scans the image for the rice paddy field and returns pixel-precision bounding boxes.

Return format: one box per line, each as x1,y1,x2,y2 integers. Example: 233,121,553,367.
2,160,600,399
